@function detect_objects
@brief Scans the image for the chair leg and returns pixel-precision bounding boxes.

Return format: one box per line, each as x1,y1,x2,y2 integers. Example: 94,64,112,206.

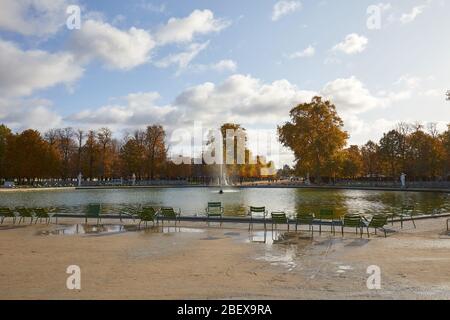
411,215,416,229
295,223,298,232
367,227,370,238
341,226,344,237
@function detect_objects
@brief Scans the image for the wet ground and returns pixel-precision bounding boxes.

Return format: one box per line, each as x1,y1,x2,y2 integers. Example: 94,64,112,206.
1,217,450,299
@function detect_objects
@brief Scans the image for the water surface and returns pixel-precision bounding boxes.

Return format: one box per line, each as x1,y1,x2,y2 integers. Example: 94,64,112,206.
0,187,448,217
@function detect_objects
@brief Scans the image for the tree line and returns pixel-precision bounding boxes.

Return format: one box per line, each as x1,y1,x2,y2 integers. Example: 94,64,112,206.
0,123,274,184
278,96,450,182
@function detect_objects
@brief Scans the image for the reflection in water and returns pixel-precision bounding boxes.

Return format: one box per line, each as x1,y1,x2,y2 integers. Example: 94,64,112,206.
40,224,126,235
39,224,205,236
248,230,313,271
2,187,448,218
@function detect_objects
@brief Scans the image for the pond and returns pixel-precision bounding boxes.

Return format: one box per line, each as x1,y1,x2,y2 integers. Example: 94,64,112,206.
0,187,449,218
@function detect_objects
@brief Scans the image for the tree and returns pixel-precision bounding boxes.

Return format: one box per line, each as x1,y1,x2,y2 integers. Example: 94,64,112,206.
0,125,13,181
6,130,59,182
378,130,404,179
361,140,380,177
340,145,363,179
278,96,349,182
82,130,100,179
144,125,167,180
97,127,113,179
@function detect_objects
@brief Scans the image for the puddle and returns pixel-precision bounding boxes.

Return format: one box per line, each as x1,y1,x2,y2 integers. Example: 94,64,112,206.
224,232,241,237
38,224,205,236
247,230,312,245
39,224,128,236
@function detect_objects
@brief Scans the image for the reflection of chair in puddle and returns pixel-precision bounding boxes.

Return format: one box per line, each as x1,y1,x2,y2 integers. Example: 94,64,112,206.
249,230,267,243
271,212,290,232
159,207,181,226
295,213,315,236
248,206,268,231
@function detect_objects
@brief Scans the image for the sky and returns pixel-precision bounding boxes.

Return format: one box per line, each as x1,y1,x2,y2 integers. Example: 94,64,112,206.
0,0,449,166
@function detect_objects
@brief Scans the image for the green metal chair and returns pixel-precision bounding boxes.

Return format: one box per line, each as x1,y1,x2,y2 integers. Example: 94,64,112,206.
138,207,158,229
16,207,34,224
363,214,389,238
33,208,51,224
318,209,338,235
341,214,363,238
120,205,140,222
271,212,290,231
85,203,102,224
248,206,267,231
160,207,181,226
0,207,16,224
205,202,223,226
397,206,416,229
295,212,315,234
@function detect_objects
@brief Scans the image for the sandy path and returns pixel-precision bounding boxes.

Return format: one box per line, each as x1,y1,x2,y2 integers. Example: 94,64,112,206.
1,218,450,299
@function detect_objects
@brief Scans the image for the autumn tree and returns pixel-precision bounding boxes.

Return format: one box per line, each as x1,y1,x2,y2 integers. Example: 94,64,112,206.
82,130,100,179
144,125,167,180
278,96,348,182
361,140,380,177
97,127,113,179
340,145,363,179
0,125,12,180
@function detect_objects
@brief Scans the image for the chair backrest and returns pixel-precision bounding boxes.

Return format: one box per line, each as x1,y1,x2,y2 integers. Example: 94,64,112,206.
319,209,334,220
207,202,222,214
343,214,362,227
140,207,156,220
0,207,13,216
249,206,266,217
160,207,176,218
271,212,287,224
368,214,388,228
33,208,48,217
87,204,101,216
402,206,414,213
16,207,31,216
296,213,314,224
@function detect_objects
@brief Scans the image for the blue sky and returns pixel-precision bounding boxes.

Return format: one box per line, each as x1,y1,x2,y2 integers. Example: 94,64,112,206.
0,0,449,165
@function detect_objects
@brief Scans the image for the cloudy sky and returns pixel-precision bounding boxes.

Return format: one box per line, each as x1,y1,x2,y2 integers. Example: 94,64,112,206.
0,0,449,165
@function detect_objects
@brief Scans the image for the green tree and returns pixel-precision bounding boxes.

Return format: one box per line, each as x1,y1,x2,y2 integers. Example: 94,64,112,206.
278,96,348,182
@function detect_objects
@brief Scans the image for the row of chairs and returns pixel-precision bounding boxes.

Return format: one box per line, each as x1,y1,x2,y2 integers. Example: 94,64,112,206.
0,203,410,238
248,207,391,238
0,207,53,224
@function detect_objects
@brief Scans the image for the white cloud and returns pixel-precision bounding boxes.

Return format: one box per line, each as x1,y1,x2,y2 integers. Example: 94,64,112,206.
154,41,209,71
66,92,175,129
0,39,84,97
187,59,238,74
321,76,412,115
0,0,70,36
0,97,62,131
321,77,379,114
332,33,368,55
400,5,426,24
210,59,237,72
173,74,316,126
288,45,315,59
272,1,302,21
154,9,230,45
69,20,155,70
